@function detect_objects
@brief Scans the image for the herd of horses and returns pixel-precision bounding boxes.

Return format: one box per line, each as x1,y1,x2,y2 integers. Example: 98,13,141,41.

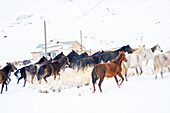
0,44,169,94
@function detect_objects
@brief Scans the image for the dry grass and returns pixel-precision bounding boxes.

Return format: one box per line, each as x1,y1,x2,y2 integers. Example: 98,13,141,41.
28,67,93,93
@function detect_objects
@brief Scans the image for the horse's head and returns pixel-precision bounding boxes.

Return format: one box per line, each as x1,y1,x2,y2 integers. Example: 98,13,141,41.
151,44,163,53
67,50,79,61
6,63,17,72
59,52,65,57
125,45,133,53
156,44,163,52
36,56,48,64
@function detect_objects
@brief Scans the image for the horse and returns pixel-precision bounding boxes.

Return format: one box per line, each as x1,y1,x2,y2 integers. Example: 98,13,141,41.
67,50,79,63
14,66,29,87
37,56,70,84
24,56,52,85
99,45,132,63
153,52,170,79
35,56,47,64
121,45,148,81
69,52,89,69
67,50,80,68
53,52,65,62
91,50,104,60
76,55,100,72
91,51,127,93
6,65,17,84
145,44,163,65
0,63,17,94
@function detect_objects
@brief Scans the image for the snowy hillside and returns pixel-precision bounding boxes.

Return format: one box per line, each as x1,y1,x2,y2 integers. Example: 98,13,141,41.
0,0,170,65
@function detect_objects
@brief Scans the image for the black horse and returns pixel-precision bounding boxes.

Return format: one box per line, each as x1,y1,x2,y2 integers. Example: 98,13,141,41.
76,55,100,71
53,52,65,62
14,66,29,87
0,63,17,94
99,45,133,63
35,56,47,64
67,50,79,63
67,50,80,68
69,52,89,69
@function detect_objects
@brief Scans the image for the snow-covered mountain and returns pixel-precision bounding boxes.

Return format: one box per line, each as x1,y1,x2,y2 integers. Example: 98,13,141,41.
0,0,170,65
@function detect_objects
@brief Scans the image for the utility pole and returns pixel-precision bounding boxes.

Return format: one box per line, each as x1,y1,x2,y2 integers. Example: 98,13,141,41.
44,20,47,57
80,30,83,54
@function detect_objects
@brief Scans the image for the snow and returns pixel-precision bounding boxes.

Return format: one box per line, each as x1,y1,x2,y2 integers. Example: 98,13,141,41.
0,0,170,113
1,70,170,113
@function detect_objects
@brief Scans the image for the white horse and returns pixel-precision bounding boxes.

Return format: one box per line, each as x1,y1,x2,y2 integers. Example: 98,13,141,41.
153,51,170,79
145,44,163,65
122,45,148,81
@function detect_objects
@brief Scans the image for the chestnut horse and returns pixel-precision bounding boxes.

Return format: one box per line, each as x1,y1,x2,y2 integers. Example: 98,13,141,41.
91,51,127,93
0,63,17,94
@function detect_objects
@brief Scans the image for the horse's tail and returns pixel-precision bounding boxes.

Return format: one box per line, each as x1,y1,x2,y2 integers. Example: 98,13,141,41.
153,55,161,75
14,69,20,78
91,67,98,85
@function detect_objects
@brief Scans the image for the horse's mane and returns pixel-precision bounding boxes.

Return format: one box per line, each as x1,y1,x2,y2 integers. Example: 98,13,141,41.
135,46,144,54
1,64,9,71
36,56,47,64
53,52,65,60
151,45,157,53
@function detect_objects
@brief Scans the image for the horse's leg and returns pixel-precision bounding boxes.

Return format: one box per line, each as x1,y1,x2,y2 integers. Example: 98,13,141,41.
1,82,5,94
54,73,56,80
154,62,158,79
146,59,149,66
31,75,35,84
93,84,96,93
139,66,143,75
23,77,27,87
7,78,11,84
17,76,23,84
117,73,124,86
135,68,139,75
98,76,104,93
161,67,164,79
43,74,51,83
5,82,8,91
58,72,60,80
114,76,120,88
168,67,170,72
125,68,128,81
161,71,164,79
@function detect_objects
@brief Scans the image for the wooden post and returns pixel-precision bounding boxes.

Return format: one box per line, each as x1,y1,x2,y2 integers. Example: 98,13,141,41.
80,30,83,53
44,20,47,57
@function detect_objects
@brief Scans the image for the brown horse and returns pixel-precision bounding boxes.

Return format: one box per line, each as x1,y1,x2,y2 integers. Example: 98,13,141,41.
91,51,127,93
37,56,70,84
0,63,17,94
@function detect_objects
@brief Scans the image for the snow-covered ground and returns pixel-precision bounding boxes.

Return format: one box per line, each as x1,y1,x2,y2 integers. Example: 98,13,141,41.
0,0,170,113
0,67,170,113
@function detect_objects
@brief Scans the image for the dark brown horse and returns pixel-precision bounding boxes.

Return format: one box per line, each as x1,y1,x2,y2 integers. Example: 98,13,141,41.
0,63,17,94
37,56,70,84
91,51,127,93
